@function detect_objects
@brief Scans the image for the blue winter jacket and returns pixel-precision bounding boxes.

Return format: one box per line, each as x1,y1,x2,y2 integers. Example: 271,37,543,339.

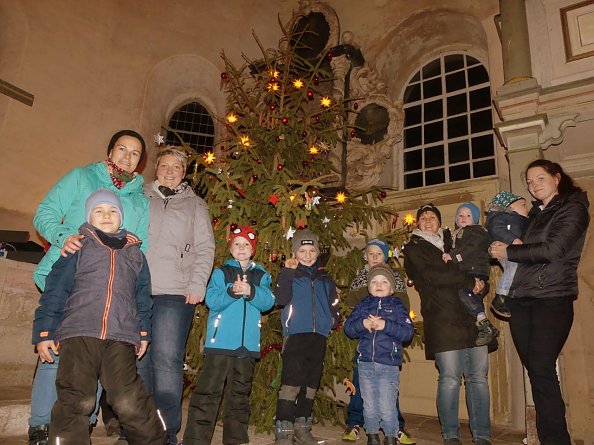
276,261,340,338
33,161,149,290
204,259,274,358
32,223,152,347
343,296,414,366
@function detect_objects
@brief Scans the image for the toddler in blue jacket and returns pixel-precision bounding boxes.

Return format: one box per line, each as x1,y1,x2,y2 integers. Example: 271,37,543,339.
344,263,414,445
183,226,274,445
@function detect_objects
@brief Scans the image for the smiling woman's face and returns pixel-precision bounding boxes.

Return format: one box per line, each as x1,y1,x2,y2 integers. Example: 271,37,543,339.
156,154,185,189
526,166,560,206
108,135,142,173
417,210,440,234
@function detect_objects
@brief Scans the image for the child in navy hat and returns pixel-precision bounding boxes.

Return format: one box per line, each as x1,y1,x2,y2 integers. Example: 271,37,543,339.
184,225,274,445
485,191,529,318
442,202,498,346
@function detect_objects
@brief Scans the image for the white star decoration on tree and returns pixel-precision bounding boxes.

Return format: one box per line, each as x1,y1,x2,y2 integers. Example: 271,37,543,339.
285,226,297,240
154,133,165,145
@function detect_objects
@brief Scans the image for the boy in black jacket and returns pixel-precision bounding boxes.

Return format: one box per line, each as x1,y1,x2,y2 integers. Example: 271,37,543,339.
442,202,497,346
32,189,166,445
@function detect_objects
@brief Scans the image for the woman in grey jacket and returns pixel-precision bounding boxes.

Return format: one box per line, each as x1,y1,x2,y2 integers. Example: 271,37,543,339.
138,145,215,445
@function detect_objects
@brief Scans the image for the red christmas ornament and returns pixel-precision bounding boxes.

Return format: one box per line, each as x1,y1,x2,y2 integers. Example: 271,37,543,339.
277,163,283,171
256,159,262,164
275,136,281,142
302,131,308,137
307,91,314,100
270,104,276,111
268,194,280,205
315,115,321,122
313,76,319,85
213,217,220,224
350,129,356,138
303,161,309,168
281,117,289,124
251,220,257,226
220,72,228,80
252,174,258,181
353,102,359,110
230,223,238,231
379,190,387,199
327,51,333,60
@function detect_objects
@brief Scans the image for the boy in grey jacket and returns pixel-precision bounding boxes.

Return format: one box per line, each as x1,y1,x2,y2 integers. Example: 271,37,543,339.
32,189,166,445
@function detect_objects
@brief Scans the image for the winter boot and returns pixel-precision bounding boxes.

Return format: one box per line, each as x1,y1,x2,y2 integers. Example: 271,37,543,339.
384,436,397,445
366,433,380,445
294,417,317,445
476,318,499,346
491,294,511,318
275,420,294,445
28,424,49,445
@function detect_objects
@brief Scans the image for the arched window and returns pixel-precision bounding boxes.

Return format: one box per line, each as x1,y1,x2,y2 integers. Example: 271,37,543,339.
402,53,496,189
166,101,215,153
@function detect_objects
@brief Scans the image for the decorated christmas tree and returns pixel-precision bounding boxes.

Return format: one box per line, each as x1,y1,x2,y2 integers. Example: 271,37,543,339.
181,21,415,432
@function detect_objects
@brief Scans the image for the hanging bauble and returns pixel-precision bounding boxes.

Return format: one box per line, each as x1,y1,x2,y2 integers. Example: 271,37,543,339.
227,199,234,208
303,161,309,168
264,241,270,250
379,190,387,199
302,130,308,137
231,150,241,159
327,51,333,60
275,136,281,142
213,217,220,225
270,254,278,263
281,117,289,124
315,115,321,122
252,174,258,181
281,254,286,261
350,129,356,138
277,163,283,171
270,104,276,111
307,91,314,100
406,279,414,287
313,76,319,85
251,220,257,226
230,223,238,231
256,159,263,164
220,72,228,80
353,102,359,110
280,262,285,268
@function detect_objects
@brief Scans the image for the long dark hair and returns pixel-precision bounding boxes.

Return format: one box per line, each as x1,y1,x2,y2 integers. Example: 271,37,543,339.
525,159,582,198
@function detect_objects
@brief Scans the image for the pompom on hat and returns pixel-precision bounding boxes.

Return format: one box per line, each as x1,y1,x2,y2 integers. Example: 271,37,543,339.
491,191,524,208
456,202,480,225
85,189,124,225
366,238,390,262
368,263,396,293
228,226,258,253
291,229,319,253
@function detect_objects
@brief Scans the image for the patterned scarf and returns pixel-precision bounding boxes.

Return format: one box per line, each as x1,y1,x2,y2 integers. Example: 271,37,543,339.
153,179,189,198
106,159,135,189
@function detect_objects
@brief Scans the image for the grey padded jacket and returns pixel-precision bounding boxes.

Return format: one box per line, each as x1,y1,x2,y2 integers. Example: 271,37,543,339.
145,181,215,297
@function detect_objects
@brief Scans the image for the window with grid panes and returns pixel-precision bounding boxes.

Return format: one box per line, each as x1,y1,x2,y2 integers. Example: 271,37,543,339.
402,54,496,189
166,101,215,154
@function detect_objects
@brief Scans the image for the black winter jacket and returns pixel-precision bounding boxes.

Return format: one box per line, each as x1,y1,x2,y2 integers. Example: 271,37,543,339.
485,207,529,245
449,225,491,276
404,229,479,360
507,191,589,300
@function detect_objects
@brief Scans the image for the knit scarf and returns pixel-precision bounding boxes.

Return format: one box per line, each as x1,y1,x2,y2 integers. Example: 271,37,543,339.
106,159,135,189
153,179,189,198
412,228,445,252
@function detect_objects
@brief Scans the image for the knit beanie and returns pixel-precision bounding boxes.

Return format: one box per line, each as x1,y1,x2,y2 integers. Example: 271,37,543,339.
456,202,480,225
228,226,258,254
368,263,396,293
366,238,390,262
491,191,524,208
291,229,319,253
85,189,124,225
416,203,441,225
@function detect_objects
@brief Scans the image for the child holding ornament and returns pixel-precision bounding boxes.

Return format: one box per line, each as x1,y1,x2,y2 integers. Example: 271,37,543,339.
344,263,414,445
183,226,274,445
274,228,340,445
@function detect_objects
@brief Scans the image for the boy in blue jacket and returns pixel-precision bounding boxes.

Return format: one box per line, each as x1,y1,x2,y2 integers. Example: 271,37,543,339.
32,189,166,445
344,263,414,445
184,226,274,445
274,229,340,445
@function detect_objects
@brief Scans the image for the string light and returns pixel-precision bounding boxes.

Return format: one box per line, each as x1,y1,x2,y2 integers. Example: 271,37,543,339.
308,145,319,155
335,191,347,204
240,135,251,147
292,79,304,89
320,97,332,108
226,113,238,123
267,82,280,92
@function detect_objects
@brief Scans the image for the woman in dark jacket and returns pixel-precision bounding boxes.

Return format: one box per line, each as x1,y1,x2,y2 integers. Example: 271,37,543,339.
490,159,590,445
404,204,492,445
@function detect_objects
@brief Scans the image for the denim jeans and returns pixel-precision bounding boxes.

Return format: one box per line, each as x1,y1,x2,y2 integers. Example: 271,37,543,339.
495,259,517,296
358,361,400,437
346,355,405,430
434,347,491,441
29,350,100,427
137,295,195,444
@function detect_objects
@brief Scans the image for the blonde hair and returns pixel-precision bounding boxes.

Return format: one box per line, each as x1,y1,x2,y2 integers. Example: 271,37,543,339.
155,145,190,169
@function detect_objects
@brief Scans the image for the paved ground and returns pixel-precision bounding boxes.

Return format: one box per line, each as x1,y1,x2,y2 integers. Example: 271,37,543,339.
2,411,526,445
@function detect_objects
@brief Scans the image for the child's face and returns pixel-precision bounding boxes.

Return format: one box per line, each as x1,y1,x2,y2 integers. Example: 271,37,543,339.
369,275,393,297
365,245,386,268
89,204,121,233
229,236,253,262
456,207,474,228
295,245,318,267
509,199,529,217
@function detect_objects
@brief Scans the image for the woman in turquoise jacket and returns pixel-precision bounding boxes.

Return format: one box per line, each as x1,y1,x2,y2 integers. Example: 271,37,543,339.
27,129,149,445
